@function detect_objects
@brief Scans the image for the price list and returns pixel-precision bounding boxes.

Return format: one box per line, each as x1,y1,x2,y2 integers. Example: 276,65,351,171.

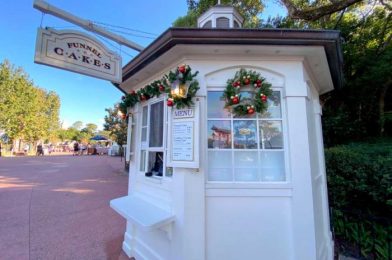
172,121,193,161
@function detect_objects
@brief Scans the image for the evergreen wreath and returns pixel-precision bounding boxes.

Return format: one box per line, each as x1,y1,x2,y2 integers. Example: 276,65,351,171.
118,64,199,115
162,64,199,109
223,68,272,116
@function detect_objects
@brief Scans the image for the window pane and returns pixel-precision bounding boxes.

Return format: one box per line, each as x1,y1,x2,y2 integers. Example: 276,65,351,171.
233,120,257,149
234,151,259,181
208,120,232,149
208,151,232,181
146,152,164,177
149,101,164,147
142,106,148,126
140,150,146,172
142,127,147,142
207,91,230,118
259,151,285,181
233,91,256,118
260,121,283,149
260,91,281,118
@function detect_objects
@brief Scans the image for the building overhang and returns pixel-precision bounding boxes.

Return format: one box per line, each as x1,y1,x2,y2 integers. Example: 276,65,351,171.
120,28,343,94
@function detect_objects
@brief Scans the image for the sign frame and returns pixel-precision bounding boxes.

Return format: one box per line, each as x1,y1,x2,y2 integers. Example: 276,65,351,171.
34,28,122,83
167,100,200,169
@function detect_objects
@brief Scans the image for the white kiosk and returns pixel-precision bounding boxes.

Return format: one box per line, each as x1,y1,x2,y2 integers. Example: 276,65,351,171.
111,5,343,260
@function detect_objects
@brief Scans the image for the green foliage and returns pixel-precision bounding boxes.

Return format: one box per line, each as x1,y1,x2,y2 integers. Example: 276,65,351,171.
222,68,272,116
119,64,200,111
162,64,199,109
332,209,392,259
326,139,392,258
103,105,127,146
0,60,61,147
325,140,392,214
261,2,392,145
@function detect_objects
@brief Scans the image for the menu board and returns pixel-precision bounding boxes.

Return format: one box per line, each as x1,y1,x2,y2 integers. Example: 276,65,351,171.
172,121,193,161
167,100,200,169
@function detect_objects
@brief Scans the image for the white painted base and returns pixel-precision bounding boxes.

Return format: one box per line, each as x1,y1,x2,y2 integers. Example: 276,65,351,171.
122,231,166,260
122,239,132,258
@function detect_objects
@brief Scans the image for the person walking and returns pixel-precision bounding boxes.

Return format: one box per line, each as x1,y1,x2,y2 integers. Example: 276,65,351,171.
73,142,79,156
24,144,29,155
36,144,44,156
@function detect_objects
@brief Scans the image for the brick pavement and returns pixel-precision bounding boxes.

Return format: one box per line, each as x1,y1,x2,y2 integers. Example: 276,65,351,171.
0,155,130,260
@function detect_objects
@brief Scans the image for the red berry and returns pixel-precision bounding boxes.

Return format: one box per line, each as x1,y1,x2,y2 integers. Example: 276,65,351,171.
167,100,174,107
178,66,186,73
261,95,268,102
159,85,165,92
244,79,250,85
256,79,262,84
232,97,239,104
248,108,255,114
131,90,136,95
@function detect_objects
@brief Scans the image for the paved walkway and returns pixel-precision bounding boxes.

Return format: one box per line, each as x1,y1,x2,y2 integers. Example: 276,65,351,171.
0,155,130,260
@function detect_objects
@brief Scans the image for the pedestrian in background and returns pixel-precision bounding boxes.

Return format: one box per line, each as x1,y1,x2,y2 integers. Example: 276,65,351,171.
73,142,79,156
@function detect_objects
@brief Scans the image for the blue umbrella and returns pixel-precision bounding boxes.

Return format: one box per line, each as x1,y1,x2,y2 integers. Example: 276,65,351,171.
90,135,108,141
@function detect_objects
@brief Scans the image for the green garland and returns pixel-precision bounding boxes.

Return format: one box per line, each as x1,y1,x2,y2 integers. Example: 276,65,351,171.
222,68,272,116
162,64,199,109
119,64,199,114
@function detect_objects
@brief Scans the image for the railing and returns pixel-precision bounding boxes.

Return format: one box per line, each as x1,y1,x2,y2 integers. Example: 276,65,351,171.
330,208,392,260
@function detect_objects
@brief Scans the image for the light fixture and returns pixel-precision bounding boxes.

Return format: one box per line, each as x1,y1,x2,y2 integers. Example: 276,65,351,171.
170,80,191,98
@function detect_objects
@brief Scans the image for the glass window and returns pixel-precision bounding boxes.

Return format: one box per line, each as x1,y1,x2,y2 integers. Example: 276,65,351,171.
207,90,286,183
260,91,282,118
207,91,230,118
260,121,283,149
208,120,232,149
139,99,168,179
149,101,164,147
208,151,232,181
233,120,257,149
259,151,285,181
140,150,146,171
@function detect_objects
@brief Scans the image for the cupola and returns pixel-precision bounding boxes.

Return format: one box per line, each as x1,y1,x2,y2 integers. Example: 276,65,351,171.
197,1,244,28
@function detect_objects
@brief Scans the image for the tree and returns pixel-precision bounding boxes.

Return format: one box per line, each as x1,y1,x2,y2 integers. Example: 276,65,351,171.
71,121,83,131
103,105,127,146
259,1,392,144
0,60,61,150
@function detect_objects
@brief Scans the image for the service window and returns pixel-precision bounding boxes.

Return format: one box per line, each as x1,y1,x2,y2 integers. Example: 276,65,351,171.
139,98,171,178
207,90,286,182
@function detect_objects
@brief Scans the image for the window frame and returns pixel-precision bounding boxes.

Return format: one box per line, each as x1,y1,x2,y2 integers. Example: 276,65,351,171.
137,96,171,181
206,87,290,184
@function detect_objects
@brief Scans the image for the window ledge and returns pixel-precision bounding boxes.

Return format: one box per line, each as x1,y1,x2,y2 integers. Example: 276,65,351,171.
110,195,175,230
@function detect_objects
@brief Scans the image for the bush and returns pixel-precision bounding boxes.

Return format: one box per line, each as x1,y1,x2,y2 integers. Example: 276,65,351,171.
326,139,392,259
325,139,392,215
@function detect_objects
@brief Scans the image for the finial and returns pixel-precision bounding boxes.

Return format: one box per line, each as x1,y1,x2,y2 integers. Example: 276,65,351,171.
218,0,221,5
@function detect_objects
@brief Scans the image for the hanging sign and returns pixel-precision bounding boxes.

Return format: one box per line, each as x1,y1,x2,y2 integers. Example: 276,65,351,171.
34,28,122,83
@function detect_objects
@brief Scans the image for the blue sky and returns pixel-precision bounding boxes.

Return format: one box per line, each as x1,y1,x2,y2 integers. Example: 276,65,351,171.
0,1,285,130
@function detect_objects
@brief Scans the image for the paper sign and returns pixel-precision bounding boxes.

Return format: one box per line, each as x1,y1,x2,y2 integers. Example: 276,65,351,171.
172,121,193,161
